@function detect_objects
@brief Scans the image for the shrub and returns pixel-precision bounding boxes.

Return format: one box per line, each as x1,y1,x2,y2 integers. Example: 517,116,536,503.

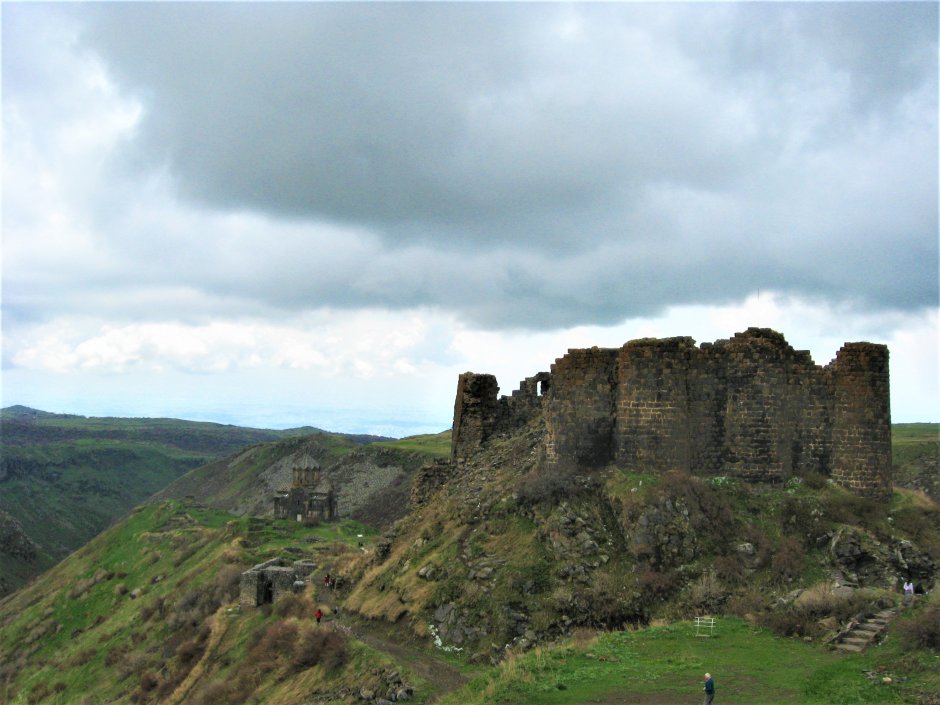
758,588,875,638
712,554,747,584
687,572,728,614
138,671,160,692
583,571,643,629
898,604,940,650
758,608,815,637
27,682,50,705
139,596,166,623
248,620,299,665
175,637,203,666
799,471,829,490
726,590,766,617
637,569,682,602
104,645,128,667
824,492,885,527
192,682,232,705
213,565,243,604
291,626,349,671
770,537,805,585
780,495,825,548
273,594,314,620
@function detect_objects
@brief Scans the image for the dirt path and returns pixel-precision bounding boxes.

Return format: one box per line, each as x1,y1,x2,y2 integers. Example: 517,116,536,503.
314,573,471,703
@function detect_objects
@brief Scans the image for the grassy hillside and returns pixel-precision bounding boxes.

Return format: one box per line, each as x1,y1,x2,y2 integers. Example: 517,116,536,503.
0,407,304,595
153,431,448,528
893,423,939,500
338,417,940,700
1,498,937,705
0,500,455,705
438,611,940,705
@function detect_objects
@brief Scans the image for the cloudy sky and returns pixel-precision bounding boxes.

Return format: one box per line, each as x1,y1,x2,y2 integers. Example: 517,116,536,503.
2,2,937,436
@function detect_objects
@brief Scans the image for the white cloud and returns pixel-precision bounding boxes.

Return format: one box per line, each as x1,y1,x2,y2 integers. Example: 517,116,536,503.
2,2,936,432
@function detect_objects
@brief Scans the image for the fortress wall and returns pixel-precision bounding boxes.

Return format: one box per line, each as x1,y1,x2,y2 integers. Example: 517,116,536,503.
503,372,551,429
686,342,729,475
546,348,618,466
788,355,833,478
451,373,501,462
830,343,892,499
450,329,891,500
718,330,794,482
614,337,694,473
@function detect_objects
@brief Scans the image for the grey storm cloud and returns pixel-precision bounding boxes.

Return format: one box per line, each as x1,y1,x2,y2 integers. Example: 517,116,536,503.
16,2,940,330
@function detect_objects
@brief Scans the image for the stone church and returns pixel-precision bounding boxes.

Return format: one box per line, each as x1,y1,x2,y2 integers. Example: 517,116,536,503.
273,453,337,524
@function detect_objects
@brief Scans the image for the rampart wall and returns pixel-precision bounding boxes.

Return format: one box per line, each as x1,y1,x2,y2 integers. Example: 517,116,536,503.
451,328,891,500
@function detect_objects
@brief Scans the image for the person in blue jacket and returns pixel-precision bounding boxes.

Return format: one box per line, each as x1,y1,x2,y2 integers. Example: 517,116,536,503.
703,672,715,705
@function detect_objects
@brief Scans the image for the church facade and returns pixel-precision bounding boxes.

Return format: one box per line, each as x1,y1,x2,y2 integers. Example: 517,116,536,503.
273,454,337,524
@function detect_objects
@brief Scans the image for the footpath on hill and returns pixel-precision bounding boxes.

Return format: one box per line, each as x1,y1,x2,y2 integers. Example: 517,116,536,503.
313,571,471,703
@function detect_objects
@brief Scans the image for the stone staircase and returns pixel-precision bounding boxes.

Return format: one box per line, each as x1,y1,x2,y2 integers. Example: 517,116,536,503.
829,608,897,653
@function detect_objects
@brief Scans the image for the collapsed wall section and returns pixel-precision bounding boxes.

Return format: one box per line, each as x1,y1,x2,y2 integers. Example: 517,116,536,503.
451,371,551,463
451,373,500,462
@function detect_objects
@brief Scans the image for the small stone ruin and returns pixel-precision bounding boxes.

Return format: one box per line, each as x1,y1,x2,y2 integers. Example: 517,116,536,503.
239,557,317,607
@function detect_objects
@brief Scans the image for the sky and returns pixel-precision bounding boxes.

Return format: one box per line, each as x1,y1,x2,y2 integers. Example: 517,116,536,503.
2,1,937,437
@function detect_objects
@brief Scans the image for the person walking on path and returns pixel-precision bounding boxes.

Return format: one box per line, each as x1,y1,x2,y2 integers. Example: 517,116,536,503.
315,608,323,625
703,672,715,705
903,579,915,606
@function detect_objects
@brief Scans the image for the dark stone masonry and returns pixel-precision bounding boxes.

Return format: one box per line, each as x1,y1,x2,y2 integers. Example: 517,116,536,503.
451,328,892,500
273,453,338,524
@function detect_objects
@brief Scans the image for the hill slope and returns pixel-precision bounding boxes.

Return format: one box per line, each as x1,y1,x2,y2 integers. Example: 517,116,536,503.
2,496,937,704
893,423,940,500
0,500,471,705
341,417,939,661
152,430,451,528
0,407,304,595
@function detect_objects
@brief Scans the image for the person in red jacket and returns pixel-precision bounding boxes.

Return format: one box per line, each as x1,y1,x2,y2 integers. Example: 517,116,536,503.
315,608,323,625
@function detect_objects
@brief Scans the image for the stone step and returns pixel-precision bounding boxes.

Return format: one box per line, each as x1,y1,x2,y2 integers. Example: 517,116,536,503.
835,643,864,652
843,637,870,646
854,625,881,634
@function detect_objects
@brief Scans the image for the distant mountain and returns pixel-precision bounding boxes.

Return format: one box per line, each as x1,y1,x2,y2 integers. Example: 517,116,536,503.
0,407,349,595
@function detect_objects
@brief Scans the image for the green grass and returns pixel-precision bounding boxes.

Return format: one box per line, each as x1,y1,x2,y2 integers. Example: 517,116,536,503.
440,618,927,705
0,501,401,705
373,431,452,458
892,423,938,467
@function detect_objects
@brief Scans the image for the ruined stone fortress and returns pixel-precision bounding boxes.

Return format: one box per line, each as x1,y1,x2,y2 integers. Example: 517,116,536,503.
452,328,892,499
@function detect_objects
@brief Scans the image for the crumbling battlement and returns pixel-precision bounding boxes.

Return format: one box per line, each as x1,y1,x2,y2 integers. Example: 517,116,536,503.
451,328,891,500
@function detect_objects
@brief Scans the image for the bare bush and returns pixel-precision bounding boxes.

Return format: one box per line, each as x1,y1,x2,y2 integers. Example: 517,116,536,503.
898,604,940,650
291,626,349,672
687,572,727,614
637,568,681,602
713,554,747,584
248,620,299,665
273,593,314,620
213,565,243,604
770,537,805,585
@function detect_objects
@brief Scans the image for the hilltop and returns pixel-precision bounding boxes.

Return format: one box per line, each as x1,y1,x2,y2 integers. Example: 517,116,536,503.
1,328,938,705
